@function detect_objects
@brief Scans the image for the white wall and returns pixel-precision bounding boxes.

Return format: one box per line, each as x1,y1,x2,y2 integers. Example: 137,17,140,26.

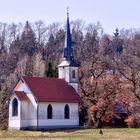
58,67,65,79
20,101,30,128
21,108,37,128
58,66,79,92
8,96,21,130
18,83,38,128
38,102,79,128
20,83,38,127
9,98,79,129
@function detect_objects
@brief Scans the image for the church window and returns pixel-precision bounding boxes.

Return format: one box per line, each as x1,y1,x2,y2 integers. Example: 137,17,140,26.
47,104,53,119
72,70,76,79
64,104,70,119
12,98,18,116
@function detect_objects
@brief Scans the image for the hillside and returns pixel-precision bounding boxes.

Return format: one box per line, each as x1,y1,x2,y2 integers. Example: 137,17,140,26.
0,21,140,129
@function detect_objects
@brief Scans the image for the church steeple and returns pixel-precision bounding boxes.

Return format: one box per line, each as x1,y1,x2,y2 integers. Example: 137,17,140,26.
63,9,79,67
64,8,74,62
58,9,80,92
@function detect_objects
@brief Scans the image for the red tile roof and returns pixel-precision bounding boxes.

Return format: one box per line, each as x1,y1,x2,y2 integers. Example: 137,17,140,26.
14,91,29,101
22,76,81,103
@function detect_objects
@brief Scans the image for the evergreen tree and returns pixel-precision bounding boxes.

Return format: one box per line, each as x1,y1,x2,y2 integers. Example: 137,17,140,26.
20,21,38,56
9,36,20,56
113,28,123,54
45,62,58,78
0,80,10,129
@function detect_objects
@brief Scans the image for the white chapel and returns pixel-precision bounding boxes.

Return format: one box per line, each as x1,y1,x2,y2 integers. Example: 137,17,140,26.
8,12,81,130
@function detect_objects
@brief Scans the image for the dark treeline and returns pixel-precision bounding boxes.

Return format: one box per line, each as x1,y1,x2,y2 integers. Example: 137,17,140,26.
0,20,140,129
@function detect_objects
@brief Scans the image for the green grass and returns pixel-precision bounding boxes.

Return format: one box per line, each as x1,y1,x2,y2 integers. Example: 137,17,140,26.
0,128,139,140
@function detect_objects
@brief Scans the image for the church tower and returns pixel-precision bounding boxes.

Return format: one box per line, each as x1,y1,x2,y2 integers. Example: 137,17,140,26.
58,10,80,92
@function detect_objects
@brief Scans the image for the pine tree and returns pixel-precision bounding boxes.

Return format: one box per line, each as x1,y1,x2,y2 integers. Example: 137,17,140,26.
0,80,10,129
20,21,38,56
113,28,123,54
45,62,58,78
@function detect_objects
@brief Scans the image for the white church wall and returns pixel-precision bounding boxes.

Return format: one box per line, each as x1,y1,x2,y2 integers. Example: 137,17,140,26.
69,67,78,92
58,67,65,79
58,66,79,92
26,92,37,109
8,96,21,130
20,101,29,128
65,67,70,82
12,79,38,128
17,100,37,128
38,119,78,128
38,102,79,128
21,101,28,120
28,102,37,119
22,102,37,128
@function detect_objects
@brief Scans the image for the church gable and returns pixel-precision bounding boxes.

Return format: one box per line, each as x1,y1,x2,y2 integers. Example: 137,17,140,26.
12,78,38,108
13,78,31,94
14,79,23,91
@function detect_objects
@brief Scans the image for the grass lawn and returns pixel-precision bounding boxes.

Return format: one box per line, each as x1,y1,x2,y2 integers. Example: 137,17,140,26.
0,128,139,140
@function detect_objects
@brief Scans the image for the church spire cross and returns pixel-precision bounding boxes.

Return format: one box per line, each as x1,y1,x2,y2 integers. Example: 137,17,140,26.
67,7,69,17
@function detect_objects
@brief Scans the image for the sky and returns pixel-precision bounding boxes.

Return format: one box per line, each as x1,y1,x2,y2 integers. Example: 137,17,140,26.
0,0,140,34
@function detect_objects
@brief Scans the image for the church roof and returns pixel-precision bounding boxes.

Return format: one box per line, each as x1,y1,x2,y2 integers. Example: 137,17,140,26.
22,76,81,103
14,91,29,101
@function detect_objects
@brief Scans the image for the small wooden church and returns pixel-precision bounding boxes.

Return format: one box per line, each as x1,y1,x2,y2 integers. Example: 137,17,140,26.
8,12,81,130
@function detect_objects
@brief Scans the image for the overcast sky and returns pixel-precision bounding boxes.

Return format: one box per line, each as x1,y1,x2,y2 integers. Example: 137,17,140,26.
0,0,139,34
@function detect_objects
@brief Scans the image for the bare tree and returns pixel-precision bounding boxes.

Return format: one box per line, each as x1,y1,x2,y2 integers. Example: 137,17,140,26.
34,20,48,46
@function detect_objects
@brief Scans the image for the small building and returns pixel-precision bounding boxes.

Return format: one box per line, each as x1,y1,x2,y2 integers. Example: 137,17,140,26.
8,12,81,130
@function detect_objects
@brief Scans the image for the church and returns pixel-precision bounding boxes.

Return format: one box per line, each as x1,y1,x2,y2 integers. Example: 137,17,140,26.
8,12,81,130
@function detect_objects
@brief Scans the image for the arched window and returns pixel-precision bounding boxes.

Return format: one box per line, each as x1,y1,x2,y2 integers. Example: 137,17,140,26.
47,104,53,119
12,98,18,116
72,70,76,79
64,104,70,119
